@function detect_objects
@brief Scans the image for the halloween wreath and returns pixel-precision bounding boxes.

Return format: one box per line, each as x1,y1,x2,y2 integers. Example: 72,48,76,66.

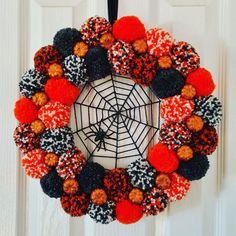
13,3,222,225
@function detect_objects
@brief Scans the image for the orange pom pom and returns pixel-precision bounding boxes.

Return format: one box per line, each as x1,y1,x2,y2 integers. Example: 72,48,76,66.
181,84,196,100
100,33,115,49
44,153,59,166
158,56,172,69
32,92,48,107
91,189,107,205
186,115,204,132
129,188,143,204
63,178,79,195
155,173,171,190
30,120,45,134
48,63,63,77
132,39,147,54
177,145,193,161
73,42,89,57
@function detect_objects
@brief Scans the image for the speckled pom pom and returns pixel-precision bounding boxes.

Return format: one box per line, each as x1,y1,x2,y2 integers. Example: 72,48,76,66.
80,16,111,46
151,69,185,99
171,41,200,77
104,168,132,202
61,193,89,216
160,95,195,122
159,122,192,150
78,162,105,194
142,188,168,216
108,41,135,75
194,95,222,126
40,126,74,155
21,149,49,178
127,158,156,191
38,101,70,128
130,54,158,85
56,148,86,179
13,123,40,153
87,201,116,224
62,55,88,86
19,69,47,98
164,172,190,202
146,28,174,57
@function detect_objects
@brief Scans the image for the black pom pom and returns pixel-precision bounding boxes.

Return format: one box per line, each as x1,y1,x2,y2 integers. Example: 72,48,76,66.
40,170,63,198
177,154,210,181
53,28,82,57
84,46,111,81
78,162,105,194
151,69,185,98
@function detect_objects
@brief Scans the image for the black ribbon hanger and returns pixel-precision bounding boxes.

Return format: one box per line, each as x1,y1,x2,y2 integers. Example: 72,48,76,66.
107,0,118,25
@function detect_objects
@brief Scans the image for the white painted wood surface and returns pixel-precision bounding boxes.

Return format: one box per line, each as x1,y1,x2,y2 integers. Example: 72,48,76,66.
0,0,236,235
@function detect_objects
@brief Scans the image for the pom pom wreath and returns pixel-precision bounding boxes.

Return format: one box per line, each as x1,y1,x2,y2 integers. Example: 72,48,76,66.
13,123,40,153
181,84,196,100
73,42,89,57
91,189,107,205
14,97,38,124
21,149,49,178
38,101,70,128
190,126,218,155
186,115,204,132
103,168,132,202
146,28,174,57
186,68,215,97
32,92,48,107
142,188,168,216
164,172,190,202
48,63,63,77
112,16,145,43
132,39,147,54
56,148,86,179
99,33,115,49
127,158,156,191
129,188,144,204
84,46,111,80
45,78,80,106
44,153,59,167
87,201,115,224
158,56,172,69
61,193,89,216
116,200,143,224
78,162,105,194
53,28,82,57
130,54,158,85
151,69,185,99
30,120,45,134
177,145,193,161
170,41,200,77
34,45,63,74
159,122,192,150
40,126,74,155
80,16,111,46
108,41,134,75
63,178,79,195
62,55,88,86
19,69,47,98
194,95,222,126
148,143,179,173
155,173,171,190
160,95,195,122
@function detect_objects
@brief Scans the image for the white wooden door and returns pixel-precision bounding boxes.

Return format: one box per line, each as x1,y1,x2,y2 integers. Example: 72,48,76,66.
1,0,236,235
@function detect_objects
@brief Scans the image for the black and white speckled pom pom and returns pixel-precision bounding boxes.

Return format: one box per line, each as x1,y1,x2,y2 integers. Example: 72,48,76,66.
127,158,157,191
194,95,222,126
19,69,47,98
62,55,88,86
40,126,74,155
87,201,116,224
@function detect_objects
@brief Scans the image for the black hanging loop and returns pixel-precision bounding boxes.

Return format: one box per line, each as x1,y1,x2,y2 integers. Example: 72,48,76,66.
107,0,118,25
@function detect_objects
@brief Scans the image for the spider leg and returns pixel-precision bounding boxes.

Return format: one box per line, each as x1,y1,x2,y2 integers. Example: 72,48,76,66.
85,133,95,140
97,142,101,152
102,140,107,151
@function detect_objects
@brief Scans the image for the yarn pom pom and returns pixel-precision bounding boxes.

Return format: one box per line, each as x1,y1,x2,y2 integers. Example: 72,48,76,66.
177,145,193,161
73,41,89,57
87,201,116,224
160,95,195,122
130,54,158,85
186,115,204,132
171,41,200,77
104,168,132,202
32,92,48,107
116,200,143,224
38,101,70,128
159,122,192,150
164,173,190,202
148,143,179,173
158,56,172,69
132,39,147,54
62,55,88,86
146,28,174,57
112,16,145,43
181,84,196,100
81,16,111,46
155,173,171,190
53,28,82,57
14,97,38,124
34,45,63,74
61,193,89,216
127,158,156,191
78,162,105,194
129,188,144,204
91,189,107,205
151,69,185,99
194,95,222,126
63,178,79,195
186,68,215,97
45,78,80,106
21,149,49,178
177,154,210,181
108,41,134,75
100,33,115,49
84,46,111,80
40,126,74,155
48,63,63,77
